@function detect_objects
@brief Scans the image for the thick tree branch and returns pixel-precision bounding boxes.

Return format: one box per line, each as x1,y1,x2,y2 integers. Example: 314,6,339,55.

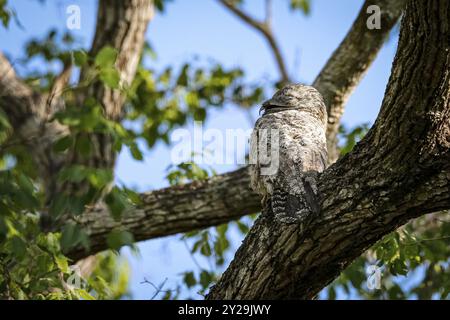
69,167,260,260
314,0,405,163
217,0,290,83
207,0,450,299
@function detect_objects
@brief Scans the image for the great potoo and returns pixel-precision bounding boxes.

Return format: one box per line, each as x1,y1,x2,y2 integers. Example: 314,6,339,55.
249,84,328,224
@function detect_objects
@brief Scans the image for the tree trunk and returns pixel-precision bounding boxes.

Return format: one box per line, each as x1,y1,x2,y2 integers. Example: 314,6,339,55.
207,0,450,299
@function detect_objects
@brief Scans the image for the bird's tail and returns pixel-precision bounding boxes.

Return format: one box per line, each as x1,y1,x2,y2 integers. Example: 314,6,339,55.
270,177,320,224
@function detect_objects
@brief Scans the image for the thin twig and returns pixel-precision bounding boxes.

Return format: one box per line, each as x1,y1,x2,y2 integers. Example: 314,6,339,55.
45,62,73,113
404,235,450,246
217,0,290,83
265,0,273,27
140,277,175,300
183,239,207,271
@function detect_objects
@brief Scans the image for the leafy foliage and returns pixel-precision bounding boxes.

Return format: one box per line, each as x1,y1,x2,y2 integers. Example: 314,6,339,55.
0,0,10,27
338,123,370,156
290,0,311,15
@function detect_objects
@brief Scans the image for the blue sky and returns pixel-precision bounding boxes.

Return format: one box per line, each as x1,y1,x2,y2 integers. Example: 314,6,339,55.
0,0,400,299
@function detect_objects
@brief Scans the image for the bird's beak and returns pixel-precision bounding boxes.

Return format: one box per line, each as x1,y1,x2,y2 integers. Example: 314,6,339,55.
259,105,266,115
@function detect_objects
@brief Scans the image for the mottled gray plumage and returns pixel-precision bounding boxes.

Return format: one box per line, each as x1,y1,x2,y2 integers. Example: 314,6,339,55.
249,84,328,224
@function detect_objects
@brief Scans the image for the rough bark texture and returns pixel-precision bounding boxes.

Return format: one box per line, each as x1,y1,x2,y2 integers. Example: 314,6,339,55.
206,0,450,299
313,0,405,164
70,167,260,260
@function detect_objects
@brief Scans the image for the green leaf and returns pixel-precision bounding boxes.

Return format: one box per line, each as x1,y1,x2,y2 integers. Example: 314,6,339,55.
177,64,189,87
95,46,118,68
105,187,129,220
390,259,409,276
73,50,88,67
10,236,27,259
86,168,113,189
122,187,142,206
106,230,134,251
183,272,196,288
329,286,337,300
193,108,206,121
154,0,165,11
75,134,91,157
200,241,212,257
49,194,68,218
339,123,370,156
290,0,311,15
199,270,213,289
100,68,121,89
236,220,250,234
58,165,88,183
75,289,96,300
53,135,73,153
0,0,11,28
129,143,144,161
36,253,55,274
55,255,69,273
60,223,89,252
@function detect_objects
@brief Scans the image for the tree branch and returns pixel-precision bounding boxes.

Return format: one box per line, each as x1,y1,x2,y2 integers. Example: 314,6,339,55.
44,62,73,115
217,0,290,83
207,0,450,299
0,52,69,187
69,167,260,260
0,53,37,128
313,0,405,164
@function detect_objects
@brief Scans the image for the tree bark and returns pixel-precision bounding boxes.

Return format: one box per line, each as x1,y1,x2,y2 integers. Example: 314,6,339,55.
206,0,450,299
70,167,260,260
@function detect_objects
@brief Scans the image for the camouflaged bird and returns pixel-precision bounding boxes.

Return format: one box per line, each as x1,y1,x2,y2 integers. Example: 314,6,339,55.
249,84,328,224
